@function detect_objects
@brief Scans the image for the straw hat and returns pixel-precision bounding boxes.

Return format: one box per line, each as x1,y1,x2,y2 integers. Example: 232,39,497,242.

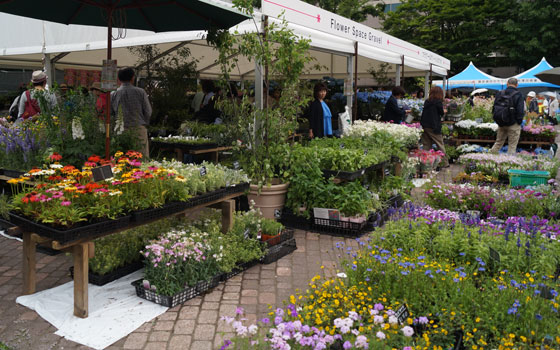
31,71,47,84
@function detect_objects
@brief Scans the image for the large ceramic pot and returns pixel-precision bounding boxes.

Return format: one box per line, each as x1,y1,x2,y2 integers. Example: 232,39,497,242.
247,179,289,219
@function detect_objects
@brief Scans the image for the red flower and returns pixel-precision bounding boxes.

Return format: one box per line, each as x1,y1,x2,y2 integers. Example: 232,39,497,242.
49,152,62,161
88,155,102,163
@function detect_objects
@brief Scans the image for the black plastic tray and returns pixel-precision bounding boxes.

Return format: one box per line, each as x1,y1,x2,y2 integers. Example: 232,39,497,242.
151,140,218,151
311,212,376,238
8,213,131,244
224,182,250,194
132,279,199,308
261,238,297,264
132,201,187,224
195,275,221,294
280,210,312,231
387,194,404,208
3,169,25,178
261,229,294,247
70,260,144,286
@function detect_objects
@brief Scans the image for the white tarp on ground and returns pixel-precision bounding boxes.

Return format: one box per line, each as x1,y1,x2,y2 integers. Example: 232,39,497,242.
0,0,448,79
16,270,168,350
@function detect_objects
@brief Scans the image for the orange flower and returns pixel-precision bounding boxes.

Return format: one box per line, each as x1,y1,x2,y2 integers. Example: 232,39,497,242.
88,155,102,163
49,152,62,161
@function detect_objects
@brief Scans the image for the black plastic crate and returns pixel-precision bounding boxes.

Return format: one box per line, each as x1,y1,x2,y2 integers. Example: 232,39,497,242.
311,213,374,237
3,169,25,178
70,260,144,286
8,213,131,244
261,229,294,247
387,194,404,208
186,188,228,208
220,260,258,282
132,201,187,224
280,210,312,230
261,238,297,264
224,182,249,195
195,275,221,294
132,279,199,308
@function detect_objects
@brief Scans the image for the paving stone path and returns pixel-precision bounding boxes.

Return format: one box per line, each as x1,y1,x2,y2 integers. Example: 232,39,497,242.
0,229,360,350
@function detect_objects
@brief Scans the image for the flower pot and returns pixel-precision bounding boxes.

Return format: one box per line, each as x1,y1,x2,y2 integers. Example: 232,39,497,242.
247,180,289,219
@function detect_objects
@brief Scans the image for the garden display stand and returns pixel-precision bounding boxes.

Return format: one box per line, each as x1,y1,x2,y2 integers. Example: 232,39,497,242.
151,141,232,164
9,190,244,319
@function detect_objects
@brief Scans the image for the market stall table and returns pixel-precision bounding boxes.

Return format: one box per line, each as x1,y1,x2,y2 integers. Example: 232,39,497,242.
10,190,244,319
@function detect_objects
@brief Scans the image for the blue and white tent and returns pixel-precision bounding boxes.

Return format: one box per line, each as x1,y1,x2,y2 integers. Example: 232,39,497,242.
512,57,560,89
434,62,505,90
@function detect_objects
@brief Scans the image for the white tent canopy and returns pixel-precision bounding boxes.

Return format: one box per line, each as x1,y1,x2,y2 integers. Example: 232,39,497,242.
0,1,448,81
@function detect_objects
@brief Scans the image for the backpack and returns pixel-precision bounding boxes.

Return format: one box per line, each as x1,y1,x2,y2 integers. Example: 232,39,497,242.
8,95,20,120
493,89,519,126
21,90,41,120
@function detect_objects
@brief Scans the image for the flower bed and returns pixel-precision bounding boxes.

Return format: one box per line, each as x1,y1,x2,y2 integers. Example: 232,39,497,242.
219,207,560,349
6,152,249,243
422,181,560,219
458,153,559,180
454,120,558,143
150,135,218,150
343,120,421,148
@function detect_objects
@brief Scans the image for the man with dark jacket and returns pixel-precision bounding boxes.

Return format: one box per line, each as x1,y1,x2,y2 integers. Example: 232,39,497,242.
490,78,524,155
381,86,408,124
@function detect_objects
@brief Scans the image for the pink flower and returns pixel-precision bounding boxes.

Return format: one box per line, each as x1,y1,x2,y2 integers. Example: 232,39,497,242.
60,201,71,206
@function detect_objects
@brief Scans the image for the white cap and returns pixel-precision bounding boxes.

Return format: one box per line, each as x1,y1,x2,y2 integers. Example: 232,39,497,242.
528,91,536,98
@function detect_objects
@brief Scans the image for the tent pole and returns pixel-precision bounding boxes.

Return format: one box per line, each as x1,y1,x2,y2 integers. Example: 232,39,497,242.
346,54,353,118
352,42,358,122
400,55,404,87
424,71,429,98
105,9,113,160
429,63,432,87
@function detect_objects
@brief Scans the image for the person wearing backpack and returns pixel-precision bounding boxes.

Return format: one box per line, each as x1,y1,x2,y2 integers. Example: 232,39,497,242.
17,71,58,121
490,78,525,155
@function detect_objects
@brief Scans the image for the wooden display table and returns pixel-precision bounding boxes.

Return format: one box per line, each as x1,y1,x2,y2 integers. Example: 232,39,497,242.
187,146,232,163
11,192,242,319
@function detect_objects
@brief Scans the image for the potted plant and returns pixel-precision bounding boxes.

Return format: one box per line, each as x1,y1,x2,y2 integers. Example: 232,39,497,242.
208,1,313,218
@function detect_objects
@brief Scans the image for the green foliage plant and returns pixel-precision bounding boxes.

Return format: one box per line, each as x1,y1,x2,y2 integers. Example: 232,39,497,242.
208,1,314,187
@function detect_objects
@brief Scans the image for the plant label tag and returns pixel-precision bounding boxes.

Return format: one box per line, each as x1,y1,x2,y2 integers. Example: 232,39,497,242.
243,229,250,240
541,335,553,350
395,304,409,325
256,231,261,240
364,149,368,155
186,128,192,135
340,143,345,149
538,285,554,300
200,166,207,176
274,209,281,219
233,161,240,170
489,247,500,264
92,165,113,182
384,168,391,176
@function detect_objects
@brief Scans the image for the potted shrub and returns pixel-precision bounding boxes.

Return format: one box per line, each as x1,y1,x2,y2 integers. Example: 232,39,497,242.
209,2,313,218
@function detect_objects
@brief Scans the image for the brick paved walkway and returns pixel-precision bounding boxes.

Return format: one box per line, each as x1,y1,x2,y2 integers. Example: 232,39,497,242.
0,230,359,350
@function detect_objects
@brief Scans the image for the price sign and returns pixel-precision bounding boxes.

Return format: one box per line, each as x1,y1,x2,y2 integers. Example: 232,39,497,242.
243,229,250,240
395,304,410,325
233,161,240,170
274,209,281,219
92,165,113,182
384,168,391,176
340,143,345,149
200,166,207,176
101,59,118,91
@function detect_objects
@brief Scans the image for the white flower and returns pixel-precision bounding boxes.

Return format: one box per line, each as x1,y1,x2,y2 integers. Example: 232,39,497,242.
376,331,386,339
336,272,347,278
50,164,63,169
401,325,414,337
114,115,124,135
248,324,258,335
388,315,398,324
71,119,85,140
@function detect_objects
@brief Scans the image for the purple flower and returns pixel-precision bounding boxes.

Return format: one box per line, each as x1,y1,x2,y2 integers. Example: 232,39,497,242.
343,341,352,349
220,339,232,350
235,307,244,315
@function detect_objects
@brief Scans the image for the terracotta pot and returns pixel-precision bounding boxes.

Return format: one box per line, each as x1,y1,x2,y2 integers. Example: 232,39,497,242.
247,180,289,219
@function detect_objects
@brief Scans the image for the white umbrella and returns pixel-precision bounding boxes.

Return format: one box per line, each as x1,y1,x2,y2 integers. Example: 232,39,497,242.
470,88,488,96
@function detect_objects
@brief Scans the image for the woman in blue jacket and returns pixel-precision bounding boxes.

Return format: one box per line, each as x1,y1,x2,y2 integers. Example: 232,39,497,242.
309,82,333,138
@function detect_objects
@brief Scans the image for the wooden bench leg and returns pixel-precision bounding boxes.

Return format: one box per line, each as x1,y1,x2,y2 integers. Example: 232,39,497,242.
211,151,219,164
221,199,235,234
394,162,402,177
23,232,36,295
175,148,184,162
73,243,89,318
